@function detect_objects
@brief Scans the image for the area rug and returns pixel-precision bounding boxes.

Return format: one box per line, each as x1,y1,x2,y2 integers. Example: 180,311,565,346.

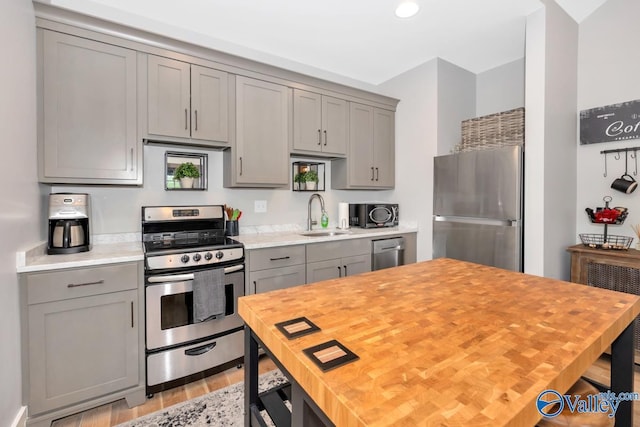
116,369,288,427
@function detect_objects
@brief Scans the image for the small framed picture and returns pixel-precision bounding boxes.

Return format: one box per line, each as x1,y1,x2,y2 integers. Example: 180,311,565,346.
165,151,208,191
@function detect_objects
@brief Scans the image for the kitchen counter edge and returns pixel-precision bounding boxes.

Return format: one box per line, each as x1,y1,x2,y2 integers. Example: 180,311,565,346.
16,227,418,273
234,226,418,250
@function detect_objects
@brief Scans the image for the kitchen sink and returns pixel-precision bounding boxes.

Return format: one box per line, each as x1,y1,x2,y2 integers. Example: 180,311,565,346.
299,230,351,237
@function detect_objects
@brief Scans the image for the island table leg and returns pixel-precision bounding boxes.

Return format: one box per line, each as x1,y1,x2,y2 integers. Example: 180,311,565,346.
611,322,634,427
244,325,260,427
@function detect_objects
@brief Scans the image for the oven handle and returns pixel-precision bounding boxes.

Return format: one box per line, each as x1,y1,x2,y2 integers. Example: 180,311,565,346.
184,341,217,356
147,264,244,283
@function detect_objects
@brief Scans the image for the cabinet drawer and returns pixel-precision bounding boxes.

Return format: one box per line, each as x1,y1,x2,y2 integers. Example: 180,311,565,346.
306,238,370,263
27,263,139,305
248,245,305,271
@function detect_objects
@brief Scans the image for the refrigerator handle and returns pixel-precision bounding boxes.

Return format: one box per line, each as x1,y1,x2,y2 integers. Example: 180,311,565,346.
433,216,519,227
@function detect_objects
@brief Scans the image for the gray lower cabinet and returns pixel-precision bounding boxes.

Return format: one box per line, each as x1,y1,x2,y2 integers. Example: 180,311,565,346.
332,103,395,189
22,262,145,427
224,75,290,187
247,245,306,294
38,30,141,185
306,254,370,283
143,54,228,145
305,239,371,283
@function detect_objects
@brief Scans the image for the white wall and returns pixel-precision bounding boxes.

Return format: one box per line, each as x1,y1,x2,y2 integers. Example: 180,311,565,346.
577,0,640,244
0,1,43,425
53,145,395,234
476,58,525,117
525,1,578,280
436,59,476,155
378,59,439,262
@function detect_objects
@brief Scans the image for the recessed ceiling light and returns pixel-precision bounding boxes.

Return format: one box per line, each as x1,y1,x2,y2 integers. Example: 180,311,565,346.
395,1,420,18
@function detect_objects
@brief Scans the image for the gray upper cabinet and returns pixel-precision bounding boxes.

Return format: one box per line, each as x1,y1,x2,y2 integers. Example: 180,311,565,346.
145,55,228,146
39,30,141,185
224,76,290,187
332,103,395,189
292,89,348,157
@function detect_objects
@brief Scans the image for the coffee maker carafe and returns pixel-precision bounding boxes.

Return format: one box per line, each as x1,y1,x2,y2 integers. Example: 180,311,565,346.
48,193,91,255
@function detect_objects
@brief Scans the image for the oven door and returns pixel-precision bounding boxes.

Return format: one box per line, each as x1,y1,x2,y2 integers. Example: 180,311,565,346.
145,265,244,351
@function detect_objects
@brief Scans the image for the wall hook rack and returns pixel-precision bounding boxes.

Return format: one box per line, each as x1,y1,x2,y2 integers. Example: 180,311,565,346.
600,146,640,177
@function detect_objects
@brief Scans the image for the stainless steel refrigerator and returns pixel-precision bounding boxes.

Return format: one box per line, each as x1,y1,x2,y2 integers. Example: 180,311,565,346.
432,145,523,271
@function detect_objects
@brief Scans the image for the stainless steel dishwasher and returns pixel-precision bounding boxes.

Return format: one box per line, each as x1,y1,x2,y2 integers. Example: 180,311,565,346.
372,237,405,270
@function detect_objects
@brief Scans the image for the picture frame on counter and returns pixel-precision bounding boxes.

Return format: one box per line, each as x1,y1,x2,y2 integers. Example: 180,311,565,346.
165,151,208,191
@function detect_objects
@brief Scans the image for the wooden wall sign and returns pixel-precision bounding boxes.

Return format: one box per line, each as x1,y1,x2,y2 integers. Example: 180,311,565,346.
580,99,640,145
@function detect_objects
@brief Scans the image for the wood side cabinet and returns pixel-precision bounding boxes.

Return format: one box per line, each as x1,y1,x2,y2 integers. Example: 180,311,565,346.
21,262,146,427
567,244,640,362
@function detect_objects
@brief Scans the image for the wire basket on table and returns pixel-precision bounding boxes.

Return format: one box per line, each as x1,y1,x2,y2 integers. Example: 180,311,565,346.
579,233,633,250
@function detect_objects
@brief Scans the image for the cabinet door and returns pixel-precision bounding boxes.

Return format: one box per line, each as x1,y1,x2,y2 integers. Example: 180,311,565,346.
191,65,228,143
147,55,191,139
250,265,306,294
41,31,139,183
234,76,289,185
322,96,348,156
293,89,322,153
347,103,375,186
306,259,342,283
28,290,138,415
342,254,371,276
373,108,395,188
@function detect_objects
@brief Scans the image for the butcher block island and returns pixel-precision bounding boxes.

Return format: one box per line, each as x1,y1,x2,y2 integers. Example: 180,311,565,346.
239,258,640,426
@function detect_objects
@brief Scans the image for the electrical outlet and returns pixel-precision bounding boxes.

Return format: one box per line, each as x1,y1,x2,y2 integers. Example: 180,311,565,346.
254,200,267,213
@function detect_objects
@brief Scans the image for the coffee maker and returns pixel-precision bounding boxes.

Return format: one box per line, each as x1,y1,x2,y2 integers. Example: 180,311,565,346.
47,193,91,255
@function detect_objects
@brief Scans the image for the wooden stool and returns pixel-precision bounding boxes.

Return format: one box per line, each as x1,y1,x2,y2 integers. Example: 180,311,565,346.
537,379,614,427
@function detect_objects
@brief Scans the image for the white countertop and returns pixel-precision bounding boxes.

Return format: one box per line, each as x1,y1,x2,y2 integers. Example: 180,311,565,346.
234,226,417,249
16,240,144,273
16,227,417,273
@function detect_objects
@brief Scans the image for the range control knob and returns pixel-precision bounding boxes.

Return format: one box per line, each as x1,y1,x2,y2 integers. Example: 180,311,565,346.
192,253,202,262
204,252,213,261
180,254,190,263
215,251,224,260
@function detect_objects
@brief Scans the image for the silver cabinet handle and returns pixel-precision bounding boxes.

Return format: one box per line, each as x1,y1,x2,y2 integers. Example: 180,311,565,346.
324,130,327,146
375,167,379,181
337,266,342,277
130,148,134,171
317,129,321,145
239,157,243,176
185,108,188,130
130,301,134,328
270,256,291,261
195,110,198,131
371,167,375,181
67,280,104,288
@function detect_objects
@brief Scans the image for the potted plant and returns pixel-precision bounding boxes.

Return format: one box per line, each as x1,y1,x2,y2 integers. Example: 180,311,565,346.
304,170,319,190
173,162,200,189
293,171,307,190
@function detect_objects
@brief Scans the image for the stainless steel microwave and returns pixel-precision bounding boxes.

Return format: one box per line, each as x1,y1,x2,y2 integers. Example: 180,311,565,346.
349,203,399,228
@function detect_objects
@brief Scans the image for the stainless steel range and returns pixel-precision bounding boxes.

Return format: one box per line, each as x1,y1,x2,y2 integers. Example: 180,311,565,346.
141,205,245,394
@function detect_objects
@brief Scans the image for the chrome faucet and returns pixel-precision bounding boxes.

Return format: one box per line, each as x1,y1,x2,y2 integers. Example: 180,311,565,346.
307,193,326,231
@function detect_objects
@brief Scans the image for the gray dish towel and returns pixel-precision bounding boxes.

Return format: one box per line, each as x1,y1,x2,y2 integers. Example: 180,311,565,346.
193,268,226,323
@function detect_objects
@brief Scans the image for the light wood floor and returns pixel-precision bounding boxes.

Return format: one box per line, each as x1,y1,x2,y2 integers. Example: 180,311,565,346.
52,356,638,426
51,357,277,427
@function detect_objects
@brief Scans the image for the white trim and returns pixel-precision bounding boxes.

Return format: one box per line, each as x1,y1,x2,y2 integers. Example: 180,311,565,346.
10,406,27,427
